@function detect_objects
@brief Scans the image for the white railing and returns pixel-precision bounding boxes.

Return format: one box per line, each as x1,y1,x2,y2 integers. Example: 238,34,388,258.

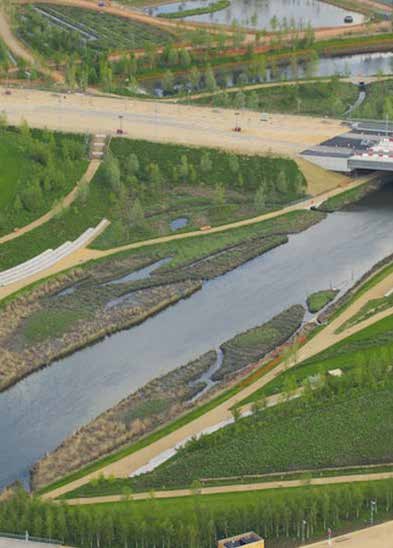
0,219,109,287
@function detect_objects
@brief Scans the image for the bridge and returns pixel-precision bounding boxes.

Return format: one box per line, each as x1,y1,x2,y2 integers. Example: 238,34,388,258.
301,120,393,173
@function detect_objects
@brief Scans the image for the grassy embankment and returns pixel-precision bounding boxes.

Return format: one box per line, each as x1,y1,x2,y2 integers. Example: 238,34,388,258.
0,127,87,236
0,138,307,271
190,80,359,117
307,289,339,313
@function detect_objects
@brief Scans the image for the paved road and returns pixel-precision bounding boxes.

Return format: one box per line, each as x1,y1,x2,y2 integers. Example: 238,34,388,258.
0,540,65,548
0,87,345,157
43,258,393,500
306,520,393,547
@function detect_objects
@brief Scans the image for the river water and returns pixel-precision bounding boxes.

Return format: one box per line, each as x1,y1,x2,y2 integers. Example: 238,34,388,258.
149,0,363,30
144,51,393,96
2,186,393,489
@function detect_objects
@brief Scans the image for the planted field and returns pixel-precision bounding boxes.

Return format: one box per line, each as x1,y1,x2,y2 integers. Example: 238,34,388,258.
307,289,338,313
191,80,358,117
16,5,174,59
0,126,87,236
0,138,310,271
127,375,393,491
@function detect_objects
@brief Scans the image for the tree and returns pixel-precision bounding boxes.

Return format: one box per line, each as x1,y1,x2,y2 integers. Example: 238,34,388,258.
276,170,288,195
178,155,189,183
214,182,225,205
179,48,191,69
234,91,246,109
162,70,175,94
200,152,212,174
189,66,201,90
205,66,217,93
228,154,239,175
129,198,145,227
102,154,121,192
126,153,139,177
254,184,265,210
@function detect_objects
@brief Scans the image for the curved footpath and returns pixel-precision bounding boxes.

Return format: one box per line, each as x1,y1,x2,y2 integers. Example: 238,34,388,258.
43,263,393,500
0,159,101,245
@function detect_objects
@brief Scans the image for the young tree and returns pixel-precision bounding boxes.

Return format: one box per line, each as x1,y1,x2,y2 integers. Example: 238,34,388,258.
254,184,266,210
162,70,175,94
205,66,217,92
200,151,212,174
126,153,140,177
129,198,145,227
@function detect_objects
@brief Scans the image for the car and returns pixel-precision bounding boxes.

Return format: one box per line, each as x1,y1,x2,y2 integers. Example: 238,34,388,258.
344,15,354,23
116,128,124,135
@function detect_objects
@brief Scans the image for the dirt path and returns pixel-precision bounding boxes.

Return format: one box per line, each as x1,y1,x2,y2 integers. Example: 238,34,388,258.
64,470,393,505
0,159,101,245
42,255,393,500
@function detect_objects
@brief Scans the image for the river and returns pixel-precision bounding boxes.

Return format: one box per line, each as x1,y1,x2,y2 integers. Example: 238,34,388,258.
2,185,393,489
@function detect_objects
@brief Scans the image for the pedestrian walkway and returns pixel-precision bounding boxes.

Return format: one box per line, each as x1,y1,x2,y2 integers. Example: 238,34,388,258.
305,519,393,547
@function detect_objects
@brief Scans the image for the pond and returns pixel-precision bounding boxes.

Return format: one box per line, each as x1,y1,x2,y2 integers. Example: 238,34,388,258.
170,217,189,231
2,184,393,489
148,0,363,30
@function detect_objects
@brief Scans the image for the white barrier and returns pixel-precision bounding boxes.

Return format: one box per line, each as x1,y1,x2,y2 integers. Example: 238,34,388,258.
0,219,109,287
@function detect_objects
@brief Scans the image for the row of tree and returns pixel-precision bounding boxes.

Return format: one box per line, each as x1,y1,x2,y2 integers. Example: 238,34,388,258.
0,481,391,547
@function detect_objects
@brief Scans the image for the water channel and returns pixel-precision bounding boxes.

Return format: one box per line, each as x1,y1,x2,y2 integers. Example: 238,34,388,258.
2,186,393,489
148,0,363,30
144,51,393,96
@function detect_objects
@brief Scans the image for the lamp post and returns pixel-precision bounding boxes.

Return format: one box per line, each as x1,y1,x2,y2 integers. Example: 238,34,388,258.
370,499,377,525
301,519,307,544
118,114,124,134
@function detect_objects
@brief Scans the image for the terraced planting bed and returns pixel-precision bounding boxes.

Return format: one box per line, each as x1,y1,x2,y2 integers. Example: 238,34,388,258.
120,376,393,491
15,4,175,60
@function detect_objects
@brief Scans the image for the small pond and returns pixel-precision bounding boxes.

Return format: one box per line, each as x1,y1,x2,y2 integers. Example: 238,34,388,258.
170,217,189,231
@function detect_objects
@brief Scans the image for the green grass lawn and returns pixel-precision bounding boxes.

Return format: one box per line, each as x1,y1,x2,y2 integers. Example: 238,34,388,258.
307,289,339,313
190,80,359,118
0,127,87,236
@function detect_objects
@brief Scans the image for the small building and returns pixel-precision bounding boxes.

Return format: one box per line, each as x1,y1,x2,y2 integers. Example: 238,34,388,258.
217,531,264,548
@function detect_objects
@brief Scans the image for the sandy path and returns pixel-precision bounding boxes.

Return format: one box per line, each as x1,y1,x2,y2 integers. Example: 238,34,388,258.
64,470,393,505
0,159,101,245
42,260,393,500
